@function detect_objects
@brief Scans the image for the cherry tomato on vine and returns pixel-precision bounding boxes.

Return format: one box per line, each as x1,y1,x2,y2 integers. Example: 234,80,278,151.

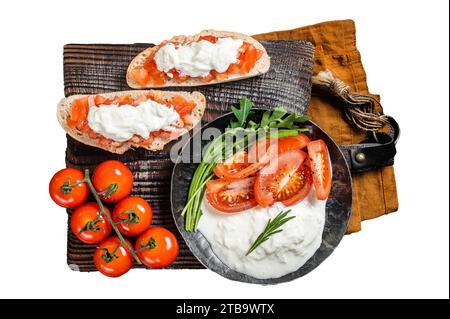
113,197,153,237
135,227,179,269
94,236,134,278
92,160,134,203
49,168,89,208
70,202,112,244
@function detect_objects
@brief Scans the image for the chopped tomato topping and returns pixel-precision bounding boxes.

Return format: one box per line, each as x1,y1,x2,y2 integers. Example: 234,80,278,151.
199,35,217,43
133,38,263,85
118,96,132,105
94,95,112,105
171,95,196,117
131,68,150,86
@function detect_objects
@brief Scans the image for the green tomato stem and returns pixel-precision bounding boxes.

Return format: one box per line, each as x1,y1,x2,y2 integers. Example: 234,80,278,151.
83,169,142,265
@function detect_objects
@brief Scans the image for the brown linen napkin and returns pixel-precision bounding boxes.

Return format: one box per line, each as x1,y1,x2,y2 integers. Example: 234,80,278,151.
253,20,399,233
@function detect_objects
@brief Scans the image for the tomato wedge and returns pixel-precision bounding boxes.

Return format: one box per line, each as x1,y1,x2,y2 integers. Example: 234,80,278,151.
213,151,249,179
280,160,313,206
307,140,332,200
248,134,310,163
254,149,308,207
215,143,278,179
205,177,257,213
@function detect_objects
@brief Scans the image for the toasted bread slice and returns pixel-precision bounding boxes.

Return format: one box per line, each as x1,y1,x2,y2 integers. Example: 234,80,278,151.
57,90,206,154
127,30,270,89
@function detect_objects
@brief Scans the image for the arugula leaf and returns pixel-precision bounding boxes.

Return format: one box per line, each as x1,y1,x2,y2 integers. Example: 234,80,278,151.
229,97,253,129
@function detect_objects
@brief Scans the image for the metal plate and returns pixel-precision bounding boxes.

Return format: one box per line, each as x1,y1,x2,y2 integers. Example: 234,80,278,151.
171,109,353,284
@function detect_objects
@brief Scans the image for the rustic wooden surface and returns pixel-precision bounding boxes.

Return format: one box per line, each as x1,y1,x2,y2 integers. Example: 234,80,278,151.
63,41,314,271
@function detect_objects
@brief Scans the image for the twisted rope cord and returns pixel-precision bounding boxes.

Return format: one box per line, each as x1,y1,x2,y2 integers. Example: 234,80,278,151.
311,70,389,133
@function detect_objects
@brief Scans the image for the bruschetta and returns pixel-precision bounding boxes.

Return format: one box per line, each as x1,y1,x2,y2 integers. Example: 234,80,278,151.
126,30,270,89
57,90,206,154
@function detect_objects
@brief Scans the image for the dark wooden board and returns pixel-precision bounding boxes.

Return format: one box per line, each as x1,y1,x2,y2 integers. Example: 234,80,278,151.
64,40,314,271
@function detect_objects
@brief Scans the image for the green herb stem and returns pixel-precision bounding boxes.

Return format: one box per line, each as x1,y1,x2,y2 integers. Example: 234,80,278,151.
245,209,295,256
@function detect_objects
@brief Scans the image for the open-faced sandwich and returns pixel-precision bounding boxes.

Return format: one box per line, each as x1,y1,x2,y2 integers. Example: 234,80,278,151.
57,90,206,154
127,30,270,88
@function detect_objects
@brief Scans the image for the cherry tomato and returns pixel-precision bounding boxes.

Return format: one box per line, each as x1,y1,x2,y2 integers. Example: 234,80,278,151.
135,227,179,269
92,160,134,203
206,177,257,213
113,197,153,237
70,202,112,244
94,237,134,278
49,168,89,208
307,140,332,200
254,149,308,207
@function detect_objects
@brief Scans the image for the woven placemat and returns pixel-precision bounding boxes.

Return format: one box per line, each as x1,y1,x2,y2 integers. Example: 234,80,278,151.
64,40,314,271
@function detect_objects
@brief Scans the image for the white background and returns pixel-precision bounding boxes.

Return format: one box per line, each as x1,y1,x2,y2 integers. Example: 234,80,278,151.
0,0,448,299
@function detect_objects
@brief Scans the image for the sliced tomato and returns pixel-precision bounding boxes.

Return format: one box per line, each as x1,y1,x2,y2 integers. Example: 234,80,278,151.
307,140,332,200
213,151,249,179
278,134,310,152
205,177,257,213
280,160,313,206
254,149,308,207
248,134,310,163
216,144,277,180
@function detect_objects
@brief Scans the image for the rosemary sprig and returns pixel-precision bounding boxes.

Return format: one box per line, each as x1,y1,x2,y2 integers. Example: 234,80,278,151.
245,209,295,256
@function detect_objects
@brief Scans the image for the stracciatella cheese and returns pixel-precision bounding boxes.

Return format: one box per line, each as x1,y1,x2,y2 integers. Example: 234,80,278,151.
87,100,180,142
154,37,244,77
198,189,326,280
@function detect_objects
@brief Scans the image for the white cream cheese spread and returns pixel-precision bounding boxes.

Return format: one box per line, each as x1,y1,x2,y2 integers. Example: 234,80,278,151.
154,37,244,77
87,100,180,142
198,189,326,279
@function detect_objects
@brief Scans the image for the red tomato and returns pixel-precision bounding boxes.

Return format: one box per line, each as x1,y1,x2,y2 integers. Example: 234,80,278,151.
94,237,134,278
248,134,310,162
94,95,110,105
131,68,150,86
280,160,313,206
214,141,280,180
135,227,179,269
113,197,153,237
199,35,218,43
254,149,308,207
49,168,89,208
206,177,257,213
92,160,134,203
213,151,250,179
307,140,332,200
171,95,196,117
67,98,89,128
70,202,112,244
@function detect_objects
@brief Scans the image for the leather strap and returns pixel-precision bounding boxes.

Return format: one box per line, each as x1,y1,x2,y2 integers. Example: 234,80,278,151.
339,116,400,173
